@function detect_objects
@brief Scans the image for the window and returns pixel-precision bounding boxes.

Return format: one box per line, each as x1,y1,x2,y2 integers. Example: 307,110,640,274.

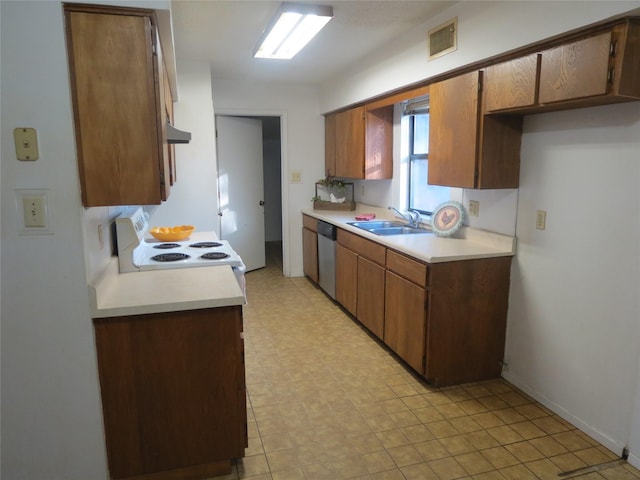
405,99,450,214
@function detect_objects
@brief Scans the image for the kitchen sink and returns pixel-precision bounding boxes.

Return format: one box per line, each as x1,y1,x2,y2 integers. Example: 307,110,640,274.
347,221,432,236
348,221,407,229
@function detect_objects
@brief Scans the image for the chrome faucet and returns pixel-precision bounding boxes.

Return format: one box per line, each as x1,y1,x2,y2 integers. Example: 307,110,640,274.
388,206,421,227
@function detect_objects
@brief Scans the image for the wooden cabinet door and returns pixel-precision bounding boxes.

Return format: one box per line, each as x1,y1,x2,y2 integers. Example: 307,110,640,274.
428,71,480,188
356,257,385,340
335,107,365,178
93,307,245,479
426,258,511,387
384,270,426,373
364,106,393,179
539,31,612,104
324,113,337,177
336,244,358,316
65,5,167,206
302,227,318,283
483,54,539,112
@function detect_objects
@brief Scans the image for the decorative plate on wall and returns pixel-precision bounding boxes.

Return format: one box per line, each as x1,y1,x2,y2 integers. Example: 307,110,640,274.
431,201,465,237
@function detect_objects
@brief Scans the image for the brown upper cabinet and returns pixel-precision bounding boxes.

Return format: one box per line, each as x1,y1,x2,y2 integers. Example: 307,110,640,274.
325,104,393,179
484,19,640,114
429,71,523,189
483,54,540,112
65,4,172,207
539,21,640,107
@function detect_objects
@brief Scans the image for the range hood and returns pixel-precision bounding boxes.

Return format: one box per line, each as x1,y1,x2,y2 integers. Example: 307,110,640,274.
167,122,191,144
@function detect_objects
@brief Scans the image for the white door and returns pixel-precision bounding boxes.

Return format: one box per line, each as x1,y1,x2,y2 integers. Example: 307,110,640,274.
216,116,266,271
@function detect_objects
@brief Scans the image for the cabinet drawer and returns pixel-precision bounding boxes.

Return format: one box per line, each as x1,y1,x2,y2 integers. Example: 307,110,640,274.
337,229,386,265
386,250,428,288
302,214,317,232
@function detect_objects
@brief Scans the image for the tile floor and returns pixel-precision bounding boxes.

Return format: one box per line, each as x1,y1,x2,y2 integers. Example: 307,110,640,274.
213,243,640,480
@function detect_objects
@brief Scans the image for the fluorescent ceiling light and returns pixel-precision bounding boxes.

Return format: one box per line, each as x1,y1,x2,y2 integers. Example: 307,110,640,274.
254,2,333,60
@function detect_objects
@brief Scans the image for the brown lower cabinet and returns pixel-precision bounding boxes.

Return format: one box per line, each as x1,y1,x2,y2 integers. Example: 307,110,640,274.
332,225,513,387
93,306,246,480
302,215,318,283
336,230,386,339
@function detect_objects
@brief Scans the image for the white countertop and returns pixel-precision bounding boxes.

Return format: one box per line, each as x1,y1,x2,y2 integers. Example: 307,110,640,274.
89,258,245,319
302,204,516,263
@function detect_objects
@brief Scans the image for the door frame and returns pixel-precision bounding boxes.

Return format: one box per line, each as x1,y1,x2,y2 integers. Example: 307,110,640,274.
214,108,289,276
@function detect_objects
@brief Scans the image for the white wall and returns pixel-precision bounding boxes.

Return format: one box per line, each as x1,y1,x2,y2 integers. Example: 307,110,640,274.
211,80,325,277
147,60,220,233
504,102,640,456
1,2,108,478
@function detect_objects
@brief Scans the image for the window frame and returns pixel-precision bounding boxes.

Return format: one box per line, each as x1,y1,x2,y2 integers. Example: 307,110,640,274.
408,113,431,215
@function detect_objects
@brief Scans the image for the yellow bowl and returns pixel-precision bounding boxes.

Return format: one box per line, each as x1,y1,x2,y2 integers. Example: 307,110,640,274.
149,225,195,242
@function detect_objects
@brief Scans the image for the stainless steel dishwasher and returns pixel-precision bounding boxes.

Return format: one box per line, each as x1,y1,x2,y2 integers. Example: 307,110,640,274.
316,220,337,299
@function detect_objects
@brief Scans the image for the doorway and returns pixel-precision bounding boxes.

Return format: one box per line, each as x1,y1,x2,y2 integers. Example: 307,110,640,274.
215,114,283,273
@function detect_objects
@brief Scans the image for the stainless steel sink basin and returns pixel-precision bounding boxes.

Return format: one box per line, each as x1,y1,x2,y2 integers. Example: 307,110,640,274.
369,226,432,236
347,221,432,236
348,221,406,229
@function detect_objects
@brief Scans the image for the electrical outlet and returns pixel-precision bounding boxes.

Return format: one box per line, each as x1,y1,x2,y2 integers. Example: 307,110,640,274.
468,200,480,217
536,210,547,230
16,189,53,235
22,195,47,227
290,170,302,183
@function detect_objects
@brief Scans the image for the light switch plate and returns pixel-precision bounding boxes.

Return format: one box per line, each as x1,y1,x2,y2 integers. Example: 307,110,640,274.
14,128,39,161
536,210,547,230
290,170,302,183
468,200,480,217
15,189,53,235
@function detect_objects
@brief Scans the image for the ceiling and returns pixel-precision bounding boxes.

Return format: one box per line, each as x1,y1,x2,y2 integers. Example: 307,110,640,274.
170,0,457,85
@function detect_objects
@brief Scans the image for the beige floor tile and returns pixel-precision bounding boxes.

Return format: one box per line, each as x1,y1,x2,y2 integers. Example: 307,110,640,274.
361,450,397,474
439,434,476,456
505,440,545,463
528,435,569,457
524,458,563,479
211,255,640,480
552,429,596,451
270,467,305,480
237,454,271,477
486,425,525,445
549,451,588,472
400,423,436,444
498,464,538,479
426,419,462,438
413,439,451,461
428,456,468,479
455,451,495,475
508,420,547,440
400,461,438,479
369,469,407,479
386,444,424,467
480,446,520,469
265,450,300,473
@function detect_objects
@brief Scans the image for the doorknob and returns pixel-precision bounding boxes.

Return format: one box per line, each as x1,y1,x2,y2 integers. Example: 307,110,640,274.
259,201,265,206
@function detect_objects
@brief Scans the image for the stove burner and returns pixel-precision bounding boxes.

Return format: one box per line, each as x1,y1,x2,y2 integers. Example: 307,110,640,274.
154,243,181,249
200,252,230,260
189,241,223,248
151,253,191,262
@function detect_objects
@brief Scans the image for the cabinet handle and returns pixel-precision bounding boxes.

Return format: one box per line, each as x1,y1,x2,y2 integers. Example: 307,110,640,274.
608,67,614,85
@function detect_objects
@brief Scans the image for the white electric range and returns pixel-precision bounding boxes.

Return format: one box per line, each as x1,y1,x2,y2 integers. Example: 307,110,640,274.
115,207,245,277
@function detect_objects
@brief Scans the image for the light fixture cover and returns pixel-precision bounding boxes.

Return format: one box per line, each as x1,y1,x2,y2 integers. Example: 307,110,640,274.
254,2,333,60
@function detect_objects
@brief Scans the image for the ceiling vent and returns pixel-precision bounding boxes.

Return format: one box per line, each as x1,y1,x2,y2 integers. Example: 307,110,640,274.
428,18,457,60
